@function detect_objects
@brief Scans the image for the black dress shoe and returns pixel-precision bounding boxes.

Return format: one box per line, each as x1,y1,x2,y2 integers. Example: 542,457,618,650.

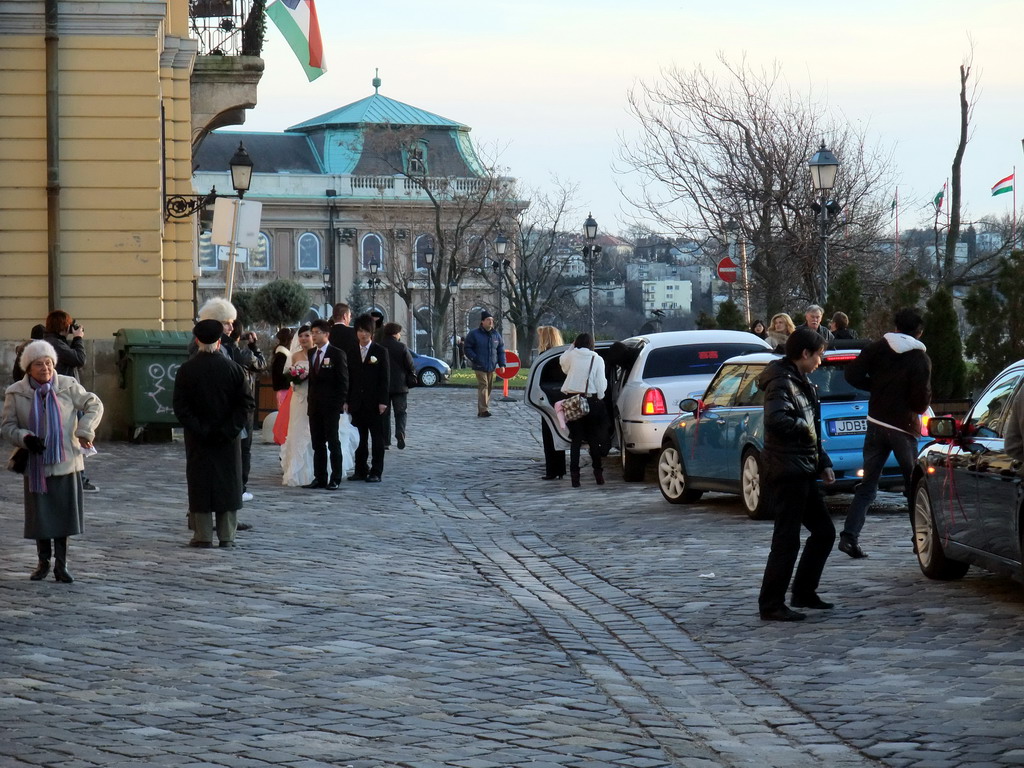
30,561,51,581
397,436,405,449
838,538,868,559
760,606,806,622
541,474,563,481
188,540,213,549
348,474,367,482
303,481,326,489
791,594,834,610
236,522,253,532
326,481,341,490
365,474,381,483
53,564,74,584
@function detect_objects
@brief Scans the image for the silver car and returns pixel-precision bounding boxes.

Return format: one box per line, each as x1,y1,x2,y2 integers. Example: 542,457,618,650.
526,330,772,481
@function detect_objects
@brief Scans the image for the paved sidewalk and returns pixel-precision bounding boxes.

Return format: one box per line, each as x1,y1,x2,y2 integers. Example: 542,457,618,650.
1,387,1023,768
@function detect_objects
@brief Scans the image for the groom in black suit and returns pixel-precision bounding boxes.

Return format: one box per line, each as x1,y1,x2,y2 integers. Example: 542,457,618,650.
348,313,391,482
305,318,349,490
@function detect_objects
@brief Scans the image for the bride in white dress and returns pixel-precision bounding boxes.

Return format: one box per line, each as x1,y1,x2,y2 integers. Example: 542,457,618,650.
280,325,315,486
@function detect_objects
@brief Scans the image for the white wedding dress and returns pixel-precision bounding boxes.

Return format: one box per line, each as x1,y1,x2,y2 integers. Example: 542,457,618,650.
280,360,314,486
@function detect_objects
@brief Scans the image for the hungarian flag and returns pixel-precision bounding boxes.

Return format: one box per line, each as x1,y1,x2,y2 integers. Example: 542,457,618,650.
933,184,945,212
991,173,1014,197
266,0,326,82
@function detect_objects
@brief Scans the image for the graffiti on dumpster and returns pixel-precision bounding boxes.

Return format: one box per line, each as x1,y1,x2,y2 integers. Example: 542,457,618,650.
145,363,181,415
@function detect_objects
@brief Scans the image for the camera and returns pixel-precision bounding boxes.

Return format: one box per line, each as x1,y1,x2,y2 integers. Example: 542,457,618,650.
71,322,82,332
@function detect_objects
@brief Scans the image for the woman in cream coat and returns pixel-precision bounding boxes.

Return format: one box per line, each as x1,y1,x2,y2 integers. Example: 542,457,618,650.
2,340,103,583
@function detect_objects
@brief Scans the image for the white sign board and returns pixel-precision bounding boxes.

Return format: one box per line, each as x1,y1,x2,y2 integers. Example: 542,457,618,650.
217,245,247,264
211,198,263,249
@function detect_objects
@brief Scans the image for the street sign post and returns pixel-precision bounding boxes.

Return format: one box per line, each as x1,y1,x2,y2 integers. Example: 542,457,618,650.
495,350,520,402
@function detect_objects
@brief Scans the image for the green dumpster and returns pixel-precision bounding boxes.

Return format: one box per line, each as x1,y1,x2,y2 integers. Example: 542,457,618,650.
113,329,193,435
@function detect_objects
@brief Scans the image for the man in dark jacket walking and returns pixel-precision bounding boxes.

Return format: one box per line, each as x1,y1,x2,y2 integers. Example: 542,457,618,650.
378,322,416,449
463,310,505,417
839,308,931,559
758,328,836,622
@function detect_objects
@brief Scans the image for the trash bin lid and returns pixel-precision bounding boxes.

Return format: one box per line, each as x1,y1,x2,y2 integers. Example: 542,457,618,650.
114,328,194,349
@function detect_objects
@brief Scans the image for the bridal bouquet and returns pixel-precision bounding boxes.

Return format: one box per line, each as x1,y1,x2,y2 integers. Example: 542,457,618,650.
286,365,309,385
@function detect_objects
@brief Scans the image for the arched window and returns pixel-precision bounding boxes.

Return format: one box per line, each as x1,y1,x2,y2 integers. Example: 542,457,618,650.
249,232,271,270
361,233,384,271
297,232,321,271
414,305,432,354
414,234,435,271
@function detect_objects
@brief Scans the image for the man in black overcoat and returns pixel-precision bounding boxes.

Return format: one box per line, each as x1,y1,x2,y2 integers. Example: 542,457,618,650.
328,302,359,365
306,318,349,490
173,319,253,548
347,313,391,482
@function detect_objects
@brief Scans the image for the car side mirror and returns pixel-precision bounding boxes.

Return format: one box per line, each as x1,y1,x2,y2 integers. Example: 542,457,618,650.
680,398,700,413
927,416,958,439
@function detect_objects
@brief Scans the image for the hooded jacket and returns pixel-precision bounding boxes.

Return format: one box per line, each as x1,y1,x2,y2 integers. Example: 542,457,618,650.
843,333,931,435
757,357,831,477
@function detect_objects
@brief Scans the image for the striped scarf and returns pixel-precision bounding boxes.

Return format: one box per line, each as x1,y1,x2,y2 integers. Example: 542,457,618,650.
27,378,66,493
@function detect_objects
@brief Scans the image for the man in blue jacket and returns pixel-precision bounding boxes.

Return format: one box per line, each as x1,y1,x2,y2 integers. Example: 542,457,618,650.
463,310,506,417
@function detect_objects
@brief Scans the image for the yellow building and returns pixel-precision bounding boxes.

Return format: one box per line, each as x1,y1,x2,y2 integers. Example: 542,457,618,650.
0,0,262,436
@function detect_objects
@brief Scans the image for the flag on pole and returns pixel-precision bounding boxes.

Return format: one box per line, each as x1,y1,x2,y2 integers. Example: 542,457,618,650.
266,0,326,82
933,184,946,212
890,194,897,217
992,173,1014,197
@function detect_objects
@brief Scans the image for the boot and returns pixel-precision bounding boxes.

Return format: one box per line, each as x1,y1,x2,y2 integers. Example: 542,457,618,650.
571,471,581,488
594,468,605,485
31,540,51,581
53,537,73,584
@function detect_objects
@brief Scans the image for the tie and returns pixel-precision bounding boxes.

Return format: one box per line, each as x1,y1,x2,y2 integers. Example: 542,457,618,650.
361,346,368,363
313,349,322,373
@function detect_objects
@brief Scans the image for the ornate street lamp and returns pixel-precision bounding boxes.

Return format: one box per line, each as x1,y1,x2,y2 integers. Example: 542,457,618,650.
424,247,434,355
583,213,601,338
808,143,840,304
449,280,460,368
164,140,252,220
493,234,510,333
369,261,380,311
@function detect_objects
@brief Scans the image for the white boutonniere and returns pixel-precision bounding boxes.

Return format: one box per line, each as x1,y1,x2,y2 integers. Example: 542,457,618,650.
369,356,378,364
322,358,333,368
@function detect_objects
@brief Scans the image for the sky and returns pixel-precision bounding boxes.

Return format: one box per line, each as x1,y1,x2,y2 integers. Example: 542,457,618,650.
238,0,1024,239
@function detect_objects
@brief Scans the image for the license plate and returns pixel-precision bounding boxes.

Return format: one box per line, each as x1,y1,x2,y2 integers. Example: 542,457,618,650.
829,418,867,436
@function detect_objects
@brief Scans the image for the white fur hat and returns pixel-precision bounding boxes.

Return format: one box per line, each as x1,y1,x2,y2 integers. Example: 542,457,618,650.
198,297,237,323
19,340,58,373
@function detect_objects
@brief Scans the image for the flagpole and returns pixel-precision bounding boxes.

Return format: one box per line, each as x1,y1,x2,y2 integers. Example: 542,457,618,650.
945,177,950,231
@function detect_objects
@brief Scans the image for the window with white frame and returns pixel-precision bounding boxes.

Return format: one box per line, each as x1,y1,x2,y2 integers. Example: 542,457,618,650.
297,232,321,271
361,233,384,271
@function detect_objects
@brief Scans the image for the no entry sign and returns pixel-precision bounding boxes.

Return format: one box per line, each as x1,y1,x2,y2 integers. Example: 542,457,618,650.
497,350,521,380
717,256,739,283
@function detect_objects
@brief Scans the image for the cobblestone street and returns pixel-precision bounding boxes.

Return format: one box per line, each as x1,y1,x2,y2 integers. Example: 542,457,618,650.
1,387,1023,768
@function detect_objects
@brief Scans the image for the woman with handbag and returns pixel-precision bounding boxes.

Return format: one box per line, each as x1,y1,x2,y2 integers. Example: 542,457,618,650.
559,333,608,487
537,326,566,480
2,340,103,583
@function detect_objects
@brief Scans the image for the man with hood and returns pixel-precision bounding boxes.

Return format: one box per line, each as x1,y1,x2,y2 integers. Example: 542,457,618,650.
757,328,836,622
839,308,931,559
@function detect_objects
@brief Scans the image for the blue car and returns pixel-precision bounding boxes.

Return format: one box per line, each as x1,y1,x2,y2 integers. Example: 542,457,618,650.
656,348,929,518
410,351,451,387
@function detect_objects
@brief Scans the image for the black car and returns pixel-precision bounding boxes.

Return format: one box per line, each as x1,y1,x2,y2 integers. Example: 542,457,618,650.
911,359,1024,583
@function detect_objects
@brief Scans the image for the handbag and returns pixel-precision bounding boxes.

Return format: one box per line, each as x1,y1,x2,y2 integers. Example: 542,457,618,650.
562,358,595,423
7,447,28,475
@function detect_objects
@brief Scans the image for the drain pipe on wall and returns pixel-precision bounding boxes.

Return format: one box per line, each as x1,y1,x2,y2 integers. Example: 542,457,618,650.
45,0,61,310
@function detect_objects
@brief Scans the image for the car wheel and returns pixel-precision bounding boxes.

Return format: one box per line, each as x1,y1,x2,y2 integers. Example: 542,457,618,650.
657,444,703,504
912,480,969,580
622,449,648,482
418,368,439,387
740,449,770,520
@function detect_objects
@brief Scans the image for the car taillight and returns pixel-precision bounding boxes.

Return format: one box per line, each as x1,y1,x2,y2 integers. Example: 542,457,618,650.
642,388,667,415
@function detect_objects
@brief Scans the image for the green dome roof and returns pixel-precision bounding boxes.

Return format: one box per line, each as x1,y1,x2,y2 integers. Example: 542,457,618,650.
288,92,467,133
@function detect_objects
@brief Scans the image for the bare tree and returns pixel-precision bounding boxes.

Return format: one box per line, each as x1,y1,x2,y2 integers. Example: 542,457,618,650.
357,126,522,358
497,179,580,363
619,54,896,314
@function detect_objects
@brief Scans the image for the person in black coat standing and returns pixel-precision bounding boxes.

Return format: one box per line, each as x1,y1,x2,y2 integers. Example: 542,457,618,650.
328,303,359,366
305,318,349,490
757,328,836,622
378,322,416,450
347,314,390,482
173,320,253,548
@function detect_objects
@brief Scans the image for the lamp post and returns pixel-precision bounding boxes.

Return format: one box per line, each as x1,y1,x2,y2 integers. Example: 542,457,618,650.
224,141,253,300
449,280,459,369
583,213,601,339
494,233,509,334
368,261,380,311
424,247,434,355
808,143,840,305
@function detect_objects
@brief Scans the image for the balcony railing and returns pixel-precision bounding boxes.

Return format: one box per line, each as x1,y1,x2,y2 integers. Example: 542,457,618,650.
190,0,265,57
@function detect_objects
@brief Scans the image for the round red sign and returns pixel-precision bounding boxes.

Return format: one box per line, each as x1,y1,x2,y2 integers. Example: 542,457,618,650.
496,350,521,380
717,256,739,283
